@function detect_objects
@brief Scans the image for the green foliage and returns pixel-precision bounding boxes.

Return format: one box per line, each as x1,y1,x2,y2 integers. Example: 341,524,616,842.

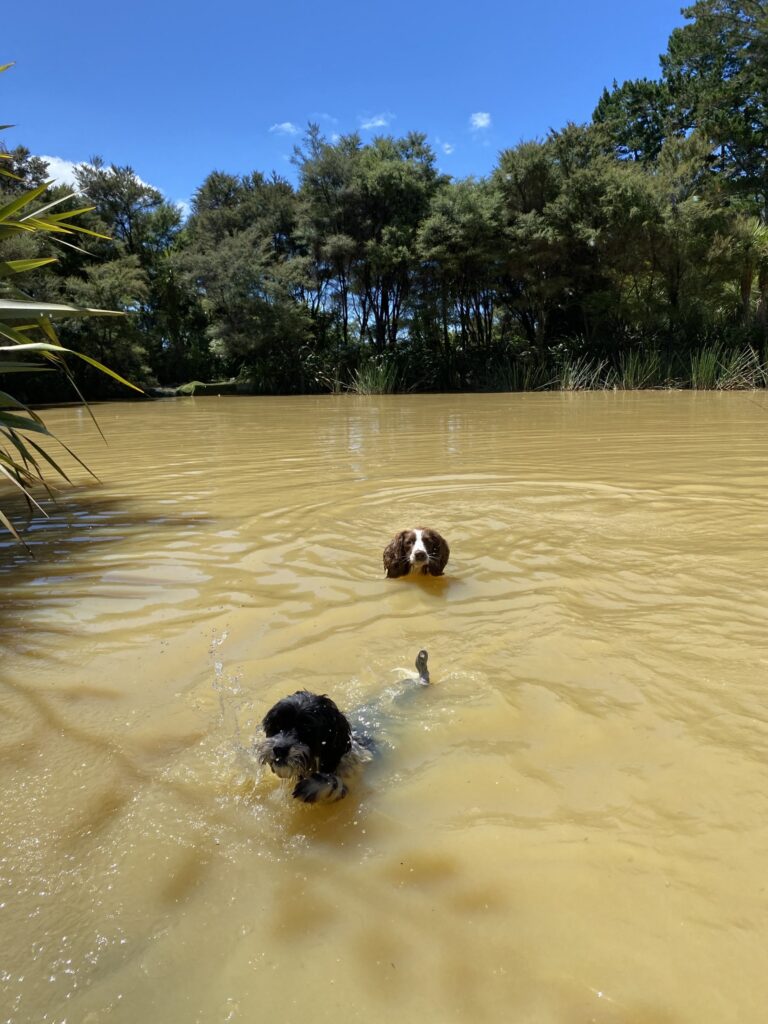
661,0,768,209
417,177,502,357
593,78,672,163
0,64,139,542
689,341,768,388
53,160,196,391
347,355,403,394
294,127,443,352
556,353,610,391
611,349,663,389
5,4,768,402
480,355,551,392
177,169,313,391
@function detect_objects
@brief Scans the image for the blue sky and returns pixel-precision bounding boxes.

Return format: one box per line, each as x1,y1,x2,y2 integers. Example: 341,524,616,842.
4,0,685,211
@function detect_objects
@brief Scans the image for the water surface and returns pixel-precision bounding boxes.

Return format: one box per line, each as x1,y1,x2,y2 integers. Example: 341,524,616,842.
1,393,767,1023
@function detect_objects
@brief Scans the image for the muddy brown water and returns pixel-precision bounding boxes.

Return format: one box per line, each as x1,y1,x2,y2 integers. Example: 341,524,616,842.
1,392,767,1023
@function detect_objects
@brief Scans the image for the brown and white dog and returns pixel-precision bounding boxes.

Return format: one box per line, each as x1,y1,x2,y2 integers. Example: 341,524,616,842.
383,528,450,578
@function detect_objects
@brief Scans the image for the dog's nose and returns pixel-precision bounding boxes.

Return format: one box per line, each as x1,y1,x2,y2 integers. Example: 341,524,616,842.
272,743,290,761
413,549,427,562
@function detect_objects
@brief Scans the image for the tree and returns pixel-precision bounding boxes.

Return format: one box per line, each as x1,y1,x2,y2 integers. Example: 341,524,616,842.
0,145,50,194
491,140,572,355
592,78,672,163
67,160,204,386
293,126,363,348
74,159,169,255
661,0,768,213
417,177,503,361
294,129,443,351
351,133,443,349
718,212,768,329
61,255,152,387
179,170,313,390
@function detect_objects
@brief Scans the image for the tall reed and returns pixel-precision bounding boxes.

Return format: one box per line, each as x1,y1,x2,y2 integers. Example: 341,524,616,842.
487,358,552,392
557,355,609,390
689,345,722,389
714,346,768,389
611,349,662,390
689,344,768,389
347,358,402,394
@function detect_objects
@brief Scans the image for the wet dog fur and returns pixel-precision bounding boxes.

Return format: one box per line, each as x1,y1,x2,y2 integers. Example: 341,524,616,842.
256,689,372,803
256,651,430,804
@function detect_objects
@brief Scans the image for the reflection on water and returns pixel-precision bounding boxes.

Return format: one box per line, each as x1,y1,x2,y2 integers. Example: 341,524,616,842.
1,393,767,1023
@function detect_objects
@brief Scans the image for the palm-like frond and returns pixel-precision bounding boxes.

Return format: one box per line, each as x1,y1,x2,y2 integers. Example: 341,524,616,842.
0,61,140,544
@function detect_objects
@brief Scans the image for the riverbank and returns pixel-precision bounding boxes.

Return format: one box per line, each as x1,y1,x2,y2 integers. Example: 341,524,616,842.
140,343,768,398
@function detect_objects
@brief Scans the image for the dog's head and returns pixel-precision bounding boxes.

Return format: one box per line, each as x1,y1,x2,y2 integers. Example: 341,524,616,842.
256,690,352,780
383,528,450,578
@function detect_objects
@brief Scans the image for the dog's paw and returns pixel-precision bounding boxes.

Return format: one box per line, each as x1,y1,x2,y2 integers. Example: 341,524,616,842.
293,773,348,804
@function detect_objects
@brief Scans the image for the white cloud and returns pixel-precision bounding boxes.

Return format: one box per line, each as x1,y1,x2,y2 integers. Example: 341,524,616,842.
269,121,300,136
470,111,491,130
38,155,163,198
175,198,191,221
360,112,394,130
442,142,455,155
38,155,80,188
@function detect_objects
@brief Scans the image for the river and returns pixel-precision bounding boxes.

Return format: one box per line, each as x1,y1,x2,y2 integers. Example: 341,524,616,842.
1,392,767,1023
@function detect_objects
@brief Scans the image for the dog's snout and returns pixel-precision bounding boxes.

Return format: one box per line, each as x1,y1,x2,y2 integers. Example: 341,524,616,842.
412,548,428,561
272,743,290,761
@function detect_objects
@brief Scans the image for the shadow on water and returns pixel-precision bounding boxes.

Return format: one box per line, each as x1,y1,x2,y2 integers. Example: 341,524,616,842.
1,654,244,879
0,485,216,570
0,485,216,647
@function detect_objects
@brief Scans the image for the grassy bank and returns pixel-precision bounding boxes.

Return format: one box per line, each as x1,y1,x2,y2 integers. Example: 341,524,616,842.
340,344,768,394
148,344,768,398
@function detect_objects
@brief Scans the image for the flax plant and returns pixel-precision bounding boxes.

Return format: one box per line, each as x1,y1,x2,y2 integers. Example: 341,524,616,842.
0,62,139,545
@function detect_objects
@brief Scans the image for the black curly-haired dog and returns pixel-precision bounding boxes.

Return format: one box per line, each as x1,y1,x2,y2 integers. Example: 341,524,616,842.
256,651,430,803
383,528,450,578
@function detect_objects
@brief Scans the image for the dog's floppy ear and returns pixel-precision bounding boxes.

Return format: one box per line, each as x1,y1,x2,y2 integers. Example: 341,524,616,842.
311,694,352,773
425,529,450,576
383,531,410,578
261,695,298,737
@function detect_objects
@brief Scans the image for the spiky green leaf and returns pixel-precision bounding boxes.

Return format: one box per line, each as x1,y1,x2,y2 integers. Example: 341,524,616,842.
0,257,58,277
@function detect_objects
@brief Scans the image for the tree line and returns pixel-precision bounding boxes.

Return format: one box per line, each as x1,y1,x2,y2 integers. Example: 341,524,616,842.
3,0,768,398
